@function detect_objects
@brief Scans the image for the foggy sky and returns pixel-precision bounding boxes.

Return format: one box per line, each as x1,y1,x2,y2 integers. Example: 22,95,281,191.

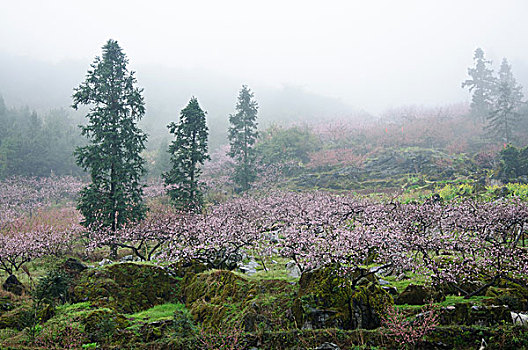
1,0,528,114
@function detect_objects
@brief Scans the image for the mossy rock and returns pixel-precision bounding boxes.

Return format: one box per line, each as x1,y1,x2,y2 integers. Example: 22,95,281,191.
241,311,273,332
351,281,394,329
440,280,488,296
0,296,15,314
184,270,256,305
188,300,229,328
169,259,209,279
37,303,55,323
292,264,393,330
61,257,88,278
440,303,471,325
184,270,256,328
183,270,294,330
0,305,32,330
73,263,180,313
485,286,528,311
138,319,174,342
468,305,511,326
2,275,25,296
395,283,445,305
82,308,130,343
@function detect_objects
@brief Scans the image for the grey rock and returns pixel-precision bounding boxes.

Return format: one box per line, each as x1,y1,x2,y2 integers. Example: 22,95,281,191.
315,343,340,350
286,260,301,278
98,258,113,266
238,260,260,276
119,254,137,262
511,312,528,326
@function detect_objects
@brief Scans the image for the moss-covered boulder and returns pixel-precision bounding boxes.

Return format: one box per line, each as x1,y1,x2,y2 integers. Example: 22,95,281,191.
485,285,528,311
61,257,87,279
73,263,180,313
184,270,255,305
183,270,295,331
169,259,209,279
440,303,512,326
440,303,471,325
82,308,130,343
440,280,488,296
183,270,255,328
292,264,393,330
37,303,55,323
468,305,511,326
0,305,31,330
0,295,15,314
2,275,25,296
395,284,445,305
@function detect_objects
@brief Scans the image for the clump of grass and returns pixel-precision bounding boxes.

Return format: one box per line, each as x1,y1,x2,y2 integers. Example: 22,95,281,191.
128,302,186,322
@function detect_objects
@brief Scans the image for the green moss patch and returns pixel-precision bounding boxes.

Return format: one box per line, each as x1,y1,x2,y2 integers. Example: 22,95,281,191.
292,264,393,330
73,263,180,313
128,302,186,323
183,269,295,331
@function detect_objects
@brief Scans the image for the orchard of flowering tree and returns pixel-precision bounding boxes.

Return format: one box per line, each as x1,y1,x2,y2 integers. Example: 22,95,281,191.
3,172,528,348
2,40,528,349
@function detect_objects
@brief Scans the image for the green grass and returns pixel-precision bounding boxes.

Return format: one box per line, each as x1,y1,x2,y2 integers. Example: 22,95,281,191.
232,255,299,283
395,295,491,310
43,302,102,330
128,302,186,322
382,272,429,292
55,302,94,317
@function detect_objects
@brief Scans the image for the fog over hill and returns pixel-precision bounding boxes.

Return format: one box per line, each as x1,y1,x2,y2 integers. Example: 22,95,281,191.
0,52,369,148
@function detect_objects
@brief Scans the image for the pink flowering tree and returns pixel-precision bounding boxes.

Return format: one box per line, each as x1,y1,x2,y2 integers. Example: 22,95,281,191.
87,203,190,261
0,208,82,275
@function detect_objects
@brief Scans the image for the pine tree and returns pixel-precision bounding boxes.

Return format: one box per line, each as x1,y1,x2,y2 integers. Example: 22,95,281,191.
72,39,147,240
462,48,496,121
487,58,524,144
163,97,209,211
228,85,259,192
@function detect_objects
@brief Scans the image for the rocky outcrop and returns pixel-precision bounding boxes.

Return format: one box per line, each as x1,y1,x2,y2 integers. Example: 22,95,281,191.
292,264,393,330
73,263,180,313
2,275,25,296
183,270,294,331
82,308,130,342
485,283,528,311
440,303,512,326
61,258,87,278
395,284,445,305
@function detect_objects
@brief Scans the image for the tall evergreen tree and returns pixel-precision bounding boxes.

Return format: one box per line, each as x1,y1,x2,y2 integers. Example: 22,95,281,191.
487,58,524,144
228,85,259,192
462,48,496,121
72,39,147,239
163,97,209,211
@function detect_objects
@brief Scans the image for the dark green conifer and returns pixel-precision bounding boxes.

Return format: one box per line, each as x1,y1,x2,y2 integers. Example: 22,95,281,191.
163,97,209,211
228,85,259,192
73,39,147,243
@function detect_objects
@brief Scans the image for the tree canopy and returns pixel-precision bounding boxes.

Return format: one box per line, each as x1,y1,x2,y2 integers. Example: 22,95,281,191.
462,48,496,121
73,39,148,232
487,58,525,144
228,85,259,192
163,97,209,211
